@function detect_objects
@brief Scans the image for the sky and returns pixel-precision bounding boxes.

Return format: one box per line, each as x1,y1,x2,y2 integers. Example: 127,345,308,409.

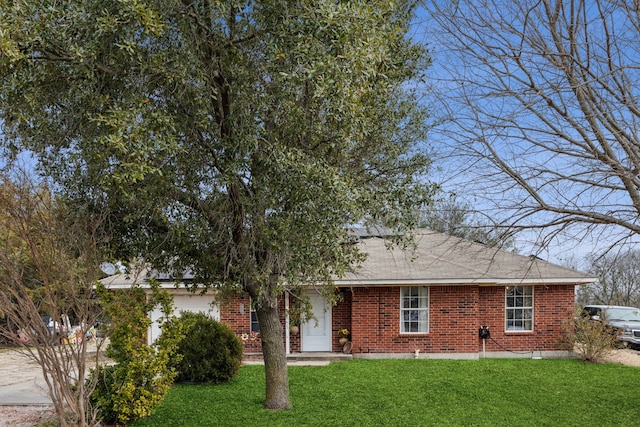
410,2,640,269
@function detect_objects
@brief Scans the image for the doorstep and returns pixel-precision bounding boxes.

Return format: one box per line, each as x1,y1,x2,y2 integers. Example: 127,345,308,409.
243,352,352,366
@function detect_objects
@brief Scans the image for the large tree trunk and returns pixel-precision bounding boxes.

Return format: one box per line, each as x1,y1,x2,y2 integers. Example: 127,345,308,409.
256,297,291,410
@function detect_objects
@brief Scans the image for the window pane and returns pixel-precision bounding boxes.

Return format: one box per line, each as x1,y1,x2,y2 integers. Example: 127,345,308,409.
250,305,260,333
400,287,429,333
505,286,533,332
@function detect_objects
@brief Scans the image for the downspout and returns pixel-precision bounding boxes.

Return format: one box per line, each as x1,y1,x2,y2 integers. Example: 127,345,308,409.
285,291,290,355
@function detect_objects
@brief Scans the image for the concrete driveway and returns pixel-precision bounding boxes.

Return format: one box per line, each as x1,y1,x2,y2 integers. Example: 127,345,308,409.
0,344,334,407
0,340,106,406
0,348,52,405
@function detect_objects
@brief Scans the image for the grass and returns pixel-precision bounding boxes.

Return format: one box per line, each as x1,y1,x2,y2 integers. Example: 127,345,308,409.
132,359,639,426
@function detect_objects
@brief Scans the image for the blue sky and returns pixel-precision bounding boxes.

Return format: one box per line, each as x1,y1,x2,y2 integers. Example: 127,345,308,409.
411,1,640,268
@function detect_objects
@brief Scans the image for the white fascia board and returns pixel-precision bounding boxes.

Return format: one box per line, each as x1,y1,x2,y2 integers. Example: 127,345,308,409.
99,276,209,290
333,277,596,287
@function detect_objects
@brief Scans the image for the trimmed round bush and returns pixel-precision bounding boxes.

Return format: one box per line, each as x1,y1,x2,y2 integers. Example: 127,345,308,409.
168,311,243,383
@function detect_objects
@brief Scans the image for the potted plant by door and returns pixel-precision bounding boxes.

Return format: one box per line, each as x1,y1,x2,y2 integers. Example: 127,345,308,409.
338,328,350,345
290,320,300,334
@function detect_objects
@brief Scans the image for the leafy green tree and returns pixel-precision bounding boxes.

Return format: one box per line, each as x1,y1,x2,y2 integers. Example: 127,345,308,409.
0,0,434,409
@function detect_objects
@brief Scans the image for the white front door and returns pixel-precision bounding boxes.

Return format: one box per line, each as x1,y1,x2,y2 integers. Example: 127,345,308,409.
301,291,332,352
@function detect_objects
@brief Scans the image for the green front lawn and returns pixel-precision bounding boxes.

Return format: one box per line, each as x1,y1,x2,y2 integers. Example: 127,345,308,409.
133,359,639,426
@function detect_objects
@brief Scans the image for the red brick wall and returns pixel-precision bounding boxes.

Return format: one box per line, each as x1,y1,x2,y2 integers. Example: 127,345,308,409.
220,285,575,355
478,284,574,352
220,295,262,353
221,294,301,354
349,285,574,354
351,286,480,354
333,289,352,352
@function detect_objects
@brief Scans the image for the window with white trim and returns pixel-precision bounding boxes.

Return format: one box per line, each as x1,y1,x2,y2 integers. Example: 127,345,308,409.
250,301,260,333
400,287,429,333
505,286,533,331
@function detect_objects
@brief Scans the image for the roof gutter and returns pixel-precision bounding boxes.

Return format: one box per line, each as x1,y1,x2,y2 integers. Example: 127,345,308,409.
333,277,596,287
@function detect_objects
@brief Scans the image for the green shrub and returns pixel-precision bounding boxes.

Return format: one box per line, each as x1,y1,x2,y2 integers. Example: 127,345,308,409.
564,309,617,363
88,365,118,425
92,281,184,425
166,311,243,384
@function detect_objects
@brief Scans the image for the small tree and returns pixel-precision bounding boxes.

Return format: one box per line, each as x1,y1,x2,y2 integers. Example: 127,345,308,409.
92,280,183,425
0,171,106,426
564,308,616,363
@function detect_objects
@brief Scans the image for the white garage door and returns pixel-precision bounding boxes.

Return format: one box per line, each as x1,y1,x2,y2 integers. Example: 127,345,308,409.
148,292,219,344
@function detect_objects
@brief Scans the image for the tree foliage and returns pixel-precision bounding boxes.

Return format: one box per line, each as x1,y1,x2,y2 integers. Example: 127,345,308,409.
577,250,640,307
426,0,640,252
0,0,433,409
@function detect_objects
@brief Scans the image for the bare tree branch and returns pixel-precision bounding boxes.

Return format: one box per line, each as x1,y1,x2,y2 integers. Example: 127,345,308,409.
0,171,107,426
427,0,640,252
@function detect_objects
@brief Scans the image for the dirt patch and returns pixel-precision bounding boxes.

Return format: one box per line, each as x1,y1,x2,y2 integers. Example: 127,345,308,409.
0,406,56,427
0,349,44,388
603,347,640,367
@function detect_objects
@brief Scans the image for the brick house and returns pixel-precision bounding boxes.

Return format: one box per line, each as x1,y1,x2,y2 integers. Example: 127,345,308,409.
102,230,595,359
